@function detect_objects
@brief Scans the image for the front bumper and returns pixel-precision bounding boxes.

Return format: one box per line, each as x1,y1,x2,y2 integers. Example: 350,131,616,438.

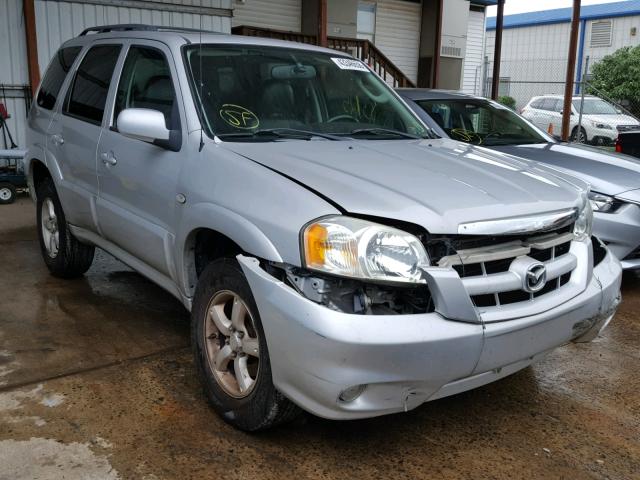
239,248,622,420
593,203,640,269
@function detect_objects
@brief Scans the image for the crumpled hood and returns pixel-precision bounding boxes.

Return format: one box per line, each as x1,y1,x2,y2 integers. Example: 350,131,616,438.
223,138,585,233
491,142,640,196
583,113,639,127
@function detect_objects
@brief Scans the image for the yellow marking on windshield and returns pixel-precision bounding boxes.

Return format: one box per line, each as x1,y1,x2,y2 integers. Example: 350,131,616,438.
219,104,260,130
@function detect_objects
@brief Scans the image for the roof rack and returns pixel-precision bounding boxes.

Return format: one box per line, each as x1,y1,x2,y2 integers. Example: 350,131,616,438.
79,24,212,36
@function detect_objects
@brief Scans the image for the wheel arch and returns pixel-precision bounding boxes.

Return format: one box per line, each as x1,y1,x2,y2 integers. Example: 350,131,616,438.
178,203,284,298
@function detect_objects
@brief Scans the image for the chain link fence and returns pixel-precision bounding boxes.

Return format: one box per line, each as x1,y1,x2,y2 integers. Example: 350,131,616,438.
476,56,640,148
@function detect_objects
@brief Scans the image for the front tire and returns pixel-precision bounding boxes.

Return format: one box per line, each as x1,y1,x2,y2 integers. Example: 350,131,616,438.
36,178,95,278
571,126,588,144
0,183,16,205
192,258,299,431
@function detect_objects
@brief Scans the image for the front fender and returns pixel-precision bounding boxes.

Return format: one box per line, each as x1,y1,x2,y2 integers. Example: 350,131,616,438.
175,202,284,296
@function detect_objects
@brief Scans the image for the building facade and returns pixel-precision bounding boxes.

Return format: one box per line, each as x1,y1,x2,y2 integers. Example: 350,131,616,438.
485,0,640,108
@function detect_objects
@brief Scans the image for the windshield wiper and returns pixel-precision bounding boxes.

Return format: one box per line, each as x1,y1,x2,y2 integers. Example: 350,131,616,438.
217,128,343,141
343,128,425,140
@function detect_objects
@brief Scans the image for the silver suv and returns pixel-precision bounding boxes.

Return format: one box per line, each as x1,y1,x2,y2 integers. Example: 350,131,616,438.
25,25,622,431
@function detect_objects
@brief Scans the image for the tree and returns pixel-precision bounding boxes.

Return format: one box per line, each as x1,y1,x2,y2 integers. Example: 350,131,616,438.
497,95,516,110
588,46,640,117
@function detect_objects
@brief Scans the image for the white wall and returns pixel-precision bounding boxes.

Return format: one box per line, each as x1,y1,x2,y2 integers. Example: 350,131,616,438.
232,0,301,32
485,22,573,107
583,15,640,70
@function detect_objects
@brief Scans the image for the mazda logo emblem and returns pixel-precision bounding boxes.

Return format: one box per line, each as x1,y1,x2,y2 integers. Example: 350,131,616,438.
525,263,547,292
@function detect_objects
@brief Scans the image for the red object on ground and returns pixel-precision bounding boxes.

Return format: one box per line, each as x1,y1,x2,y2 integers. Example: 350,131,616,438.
615,136,623,153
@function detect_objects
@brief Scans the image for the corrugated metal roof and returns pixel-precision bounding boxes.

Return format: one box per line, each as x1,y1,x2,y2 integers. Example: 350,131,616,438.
487,0,640,30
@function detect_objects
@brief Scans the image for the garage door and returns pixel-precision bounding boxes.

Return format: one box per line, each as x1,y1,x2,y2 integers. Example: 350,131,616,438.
374,0,421,84
462,7,486,95
232,0,301,32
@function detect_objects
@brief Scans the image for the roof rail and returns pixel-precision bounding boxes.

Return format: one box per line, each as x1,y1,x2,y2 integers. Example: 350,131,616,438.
79,24,212,36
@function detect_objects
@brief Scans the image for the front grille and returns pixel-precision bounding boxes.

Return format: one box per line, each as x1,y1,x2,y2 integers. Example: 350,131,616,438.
437,230,576,311
617,124,640,133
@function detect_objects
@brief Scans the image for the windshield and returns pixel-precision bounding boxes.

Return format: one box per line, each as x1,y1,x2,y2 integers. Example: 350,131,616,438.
572,98,619,115
416,98,548,146
183,44,429,140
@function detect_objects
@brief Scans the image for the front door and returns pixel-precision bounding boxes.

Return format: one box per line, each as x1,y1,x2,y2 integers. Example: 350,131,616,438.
96,41,185,278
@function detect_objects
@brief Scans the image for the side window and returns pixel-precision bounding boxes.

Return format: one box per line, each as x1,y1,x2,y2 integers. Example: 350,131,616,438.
552,99,563,113
540,98,555,111
64,45,122,125
113,46,178,130
36,46,82,110
530,99,543,109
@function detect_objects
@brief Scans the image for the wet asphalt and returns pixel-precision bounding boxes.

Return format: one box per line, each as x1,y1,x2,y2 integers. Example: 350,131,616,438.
0,196,639,480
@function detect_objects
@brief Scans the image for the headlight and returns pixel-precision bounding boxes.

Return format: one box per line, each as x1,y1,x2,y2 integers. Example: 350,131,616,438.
574,197,593,241
302,216,429,284
590,121,612,130
588,191,616,212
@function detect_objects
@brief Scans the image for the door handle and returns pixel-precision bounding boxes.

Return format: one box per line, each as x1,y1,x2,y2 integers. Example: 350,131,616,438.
51,134,64,146
100,151,117,166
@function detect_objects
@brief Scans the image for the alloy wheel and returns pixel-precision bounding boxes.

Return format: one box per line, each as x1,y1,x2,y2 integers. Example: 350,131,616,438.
41,197,60,258
204,290,260,398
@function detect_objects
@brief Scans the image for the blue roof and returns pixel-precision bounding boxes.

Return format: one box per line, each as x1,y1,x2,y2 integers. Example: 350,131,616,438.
487,0,640,30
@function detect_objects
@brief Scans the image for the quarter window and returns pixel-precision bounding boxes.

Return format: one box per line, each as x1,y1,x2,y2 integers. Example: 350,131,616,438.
64,45,122,125
36,46,82,110
113,46,178,130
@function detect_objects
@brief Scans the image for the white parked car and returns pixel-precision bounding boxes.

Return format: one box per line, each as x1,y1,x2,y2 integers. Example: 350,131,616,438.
521,95,640,145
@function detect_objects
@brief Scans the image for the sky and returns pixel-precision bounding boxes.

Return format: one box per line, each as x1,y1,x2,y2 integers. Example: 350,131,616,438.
487,0,625,17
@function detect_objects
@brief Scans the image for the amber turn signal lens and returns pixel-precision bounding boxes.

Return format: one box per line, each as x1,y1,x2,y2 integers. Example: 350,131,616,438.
304,223,328,268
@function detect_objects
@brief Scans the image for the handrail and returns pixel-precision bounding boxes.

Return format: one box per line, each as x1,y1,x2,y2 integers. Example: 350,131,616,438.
231,25,415,88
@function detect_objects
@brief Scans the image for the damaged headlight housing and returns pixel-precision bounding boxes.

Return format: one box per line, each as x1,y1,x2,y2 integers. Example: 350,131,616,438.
302,216,430,284
574,194,594,241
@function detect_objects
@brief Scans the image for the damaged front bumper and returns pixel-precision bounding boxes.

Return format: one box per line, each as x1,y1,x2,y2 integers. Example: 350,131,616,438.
238,247,622,420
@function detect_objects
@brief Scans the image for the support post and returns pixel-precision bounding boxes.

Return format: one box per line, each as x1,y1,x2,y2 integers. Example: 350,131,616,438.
491,0,505,99
317,0,327,47
23,0,41,93
432,0,443,88
562,0,581,141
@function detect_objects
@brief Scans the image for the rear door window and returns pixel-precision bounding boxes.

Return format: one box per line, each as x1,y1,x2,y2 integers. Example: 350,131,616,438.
64,44,122,125
36,46,82,110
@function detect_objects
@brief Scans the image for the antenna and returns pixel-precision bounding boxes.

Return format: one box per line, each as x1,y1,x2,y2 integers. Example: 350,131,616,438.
198,1,204,152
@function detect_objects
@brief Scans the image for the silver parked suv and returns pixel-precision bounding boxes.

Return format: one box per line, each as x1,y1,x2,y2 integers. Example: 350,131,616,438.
25,25,622,431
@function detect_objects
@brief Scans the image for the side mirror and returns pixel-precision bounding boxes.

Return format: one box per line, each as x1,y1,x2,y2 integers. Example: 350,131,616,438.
117,108,170,143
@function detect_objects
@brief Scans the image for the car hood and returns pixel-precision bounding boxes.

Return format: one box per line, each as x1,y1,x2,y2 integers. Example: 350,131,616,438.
223,138,585,234
582,113,639,126
491,142,640,196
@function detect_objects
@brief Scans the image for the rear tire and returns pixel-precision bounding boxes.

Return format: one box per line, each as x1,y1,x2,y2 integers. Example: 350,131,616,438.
0,183,16,205
192,258,300,431
36,178,95,278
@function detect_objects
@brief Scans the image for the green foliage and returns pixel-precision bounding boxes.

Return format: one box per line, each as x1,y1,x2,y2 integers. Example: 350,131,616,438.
589,46,640,116
497,95,516,110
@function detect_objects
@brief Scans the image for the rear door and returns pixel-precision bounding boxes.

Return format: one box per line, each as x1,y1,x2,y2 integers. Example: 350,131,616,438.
95,41,185,278
30,45,83,157
47,43,123,231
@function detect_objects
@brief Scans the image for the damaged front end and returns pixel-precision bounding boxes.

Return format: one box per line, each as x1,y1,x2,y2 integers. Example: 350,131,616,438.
265,263,433,315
